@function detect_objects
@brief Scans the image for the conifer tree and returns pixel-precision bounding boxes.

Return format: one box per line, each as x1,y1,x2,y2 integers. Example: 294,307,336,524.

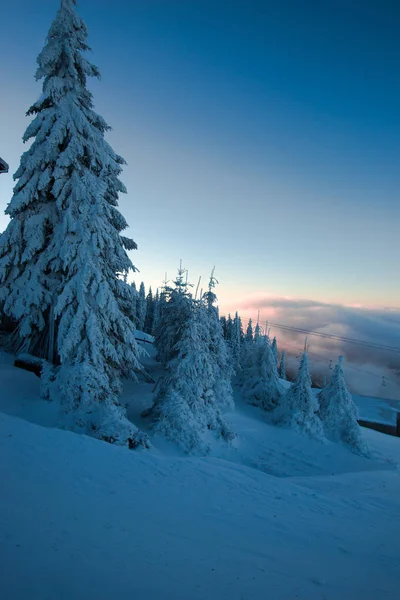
137,282,147,331
203,271,234,411
144,286,154,333
146,297,234,453
0,0,147,447
230,311,242,370
239,315,245,343
131,281,138,327
271,336,278,365
239,318,254,382
226,313,233,341
318,357,368,455
245,319,254,342
273,352,325,440
153,264,192,366
220,315,227,339
242,336,283,411
278,350,287,380
254,321,262,342
152,288,160,335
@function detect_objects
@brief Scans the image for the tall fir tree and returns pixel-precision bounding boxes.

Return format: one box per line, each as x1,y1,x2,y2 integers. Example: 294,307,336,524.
273,352,325,440
151,288,160,335
239,318,254,382
245,318,254,343
153,264,192,366
226,313,233,341
238,315,245,343
271,336,278,365
254,321,262,342
144,286,154,333
318,357,368,455
278,350,287,380
146,296,234,453
241,336,283,411
230,311,242,370
203,271,234,411
219,315,227,339
137,282,147,331
0,0,147,447
131,280,138,327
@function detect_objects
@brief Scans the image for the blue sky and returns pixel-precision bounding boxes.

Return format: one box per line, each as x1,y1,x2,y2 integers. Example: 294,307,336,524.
1,0,399,311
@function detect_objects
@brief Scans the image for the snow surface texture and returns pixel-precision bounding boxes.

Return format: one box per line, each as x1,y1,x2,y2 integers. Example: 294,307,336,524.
1,346,400,600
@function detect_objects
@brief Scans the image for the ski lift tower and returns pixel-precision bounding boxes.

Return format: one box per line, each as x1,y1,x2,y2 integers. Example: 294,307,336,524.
0,157,9,175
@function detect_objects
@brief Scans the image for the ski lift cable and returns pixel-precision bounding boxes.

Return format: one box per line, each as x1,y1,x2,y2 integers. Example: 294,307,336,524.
278,339,399,386
235,315,400,354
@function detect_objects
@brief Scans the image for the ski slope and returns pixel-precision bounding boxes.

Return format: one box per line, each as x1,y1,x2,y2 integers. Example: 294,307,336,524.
1,346,400,600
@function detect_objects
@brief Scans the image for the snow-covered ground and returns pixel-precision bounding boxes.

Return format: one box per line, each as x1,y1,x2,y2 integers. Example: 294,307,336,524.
353,394,399,426
1,345,400,600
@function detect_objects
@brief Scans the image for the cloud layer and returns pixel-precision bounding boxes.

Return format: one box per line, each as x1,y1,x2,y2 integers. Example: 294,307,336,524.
224,295,400,400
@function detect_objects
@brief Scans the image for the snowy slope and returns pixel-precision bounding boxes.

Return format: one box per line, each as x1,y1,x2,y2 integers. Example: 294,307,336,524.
1,347,400,600
1,412,400,600
353,394,399,426
280,375,400,427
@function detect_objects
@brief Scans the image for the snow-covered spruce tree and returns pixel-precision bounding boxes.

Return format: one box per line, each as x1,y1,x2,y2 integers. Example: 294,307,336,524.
220,315,227,339
230,311,242,371
241,336,283,411
0,0,147,447
239,315,245,343
273,353,325,440
144,286,154,333
278,350,287,380
254,321,262,342
202,272,234,411
271,336,278,365
137,281,147,331
226,313,233,341
239,318,254,380
245,318,253,342
147,298,234,453
318,356,368,455
151,288,160,335
153,264,192,366
131,281,138,327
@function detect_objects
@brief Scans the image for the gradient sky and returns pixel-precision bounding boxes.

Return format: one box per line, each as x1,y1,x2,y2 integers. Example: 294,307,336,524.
1,0,399,312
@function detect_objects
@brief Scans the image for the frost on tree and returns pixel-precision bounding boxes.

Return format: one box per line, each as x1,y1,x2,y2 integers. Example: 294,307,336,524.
254,321,262,342
202,271,234,411
245,318,253,342
239,318,254,381
271,336,278,365
273,353,325,440
144,286,154,333
146,298,235,454
131,281,138,327
219,315,227,339
278,350,287,380
241,336,283,411
152,288,160,334
137,282,147,332
153,264,192,367
318,356,368,455
230,312,242,371
225,314,233,341
0,0,147,448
